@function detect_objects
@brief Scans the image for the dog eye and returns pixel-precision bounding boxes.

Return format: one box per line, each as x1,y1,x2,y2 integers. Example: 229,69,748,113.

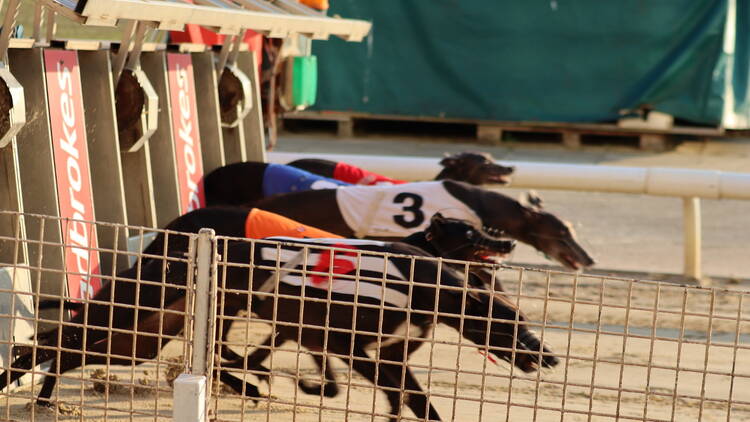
465,230,474,238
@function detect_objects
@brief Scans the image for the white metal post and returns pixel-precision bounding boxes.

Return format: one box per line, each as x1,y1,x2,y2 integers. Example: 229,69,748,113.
174,228,217,422
683,197,702,283
192,228,217,375
173,374,207,422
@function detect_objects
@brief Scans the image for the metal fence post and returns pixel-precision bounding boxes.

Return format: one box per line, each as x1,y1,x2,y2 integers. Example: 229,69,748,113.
683,197,702,283
174,228,217,422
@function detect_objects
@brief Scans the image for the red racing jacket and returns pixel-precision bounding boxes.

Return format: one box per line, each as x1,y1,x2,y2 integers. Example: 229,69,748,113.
333,162,407,186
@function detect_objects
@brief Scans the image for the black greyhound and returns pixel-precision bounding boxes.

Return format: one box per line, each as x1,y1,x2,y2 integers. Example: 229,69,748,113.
220,213,530,400
247,180,595,271
288,151,515,186
3,238,554,422
12,210,517,407
204,152,515,207
141,209,521,398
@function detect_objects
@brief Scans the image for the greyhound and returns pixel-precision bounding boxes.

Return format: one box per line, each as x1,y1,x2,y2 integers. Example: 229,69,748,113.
247,181,595,271
4,237,555,422
14,210,518,407
219,213,527,401
141,209,520,398
288,151,515,186
204,152,514,206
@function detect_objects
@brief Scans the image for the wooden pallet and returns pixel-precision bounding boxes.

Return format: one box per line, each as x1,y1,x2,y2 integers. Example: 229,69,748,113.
283,111,726,151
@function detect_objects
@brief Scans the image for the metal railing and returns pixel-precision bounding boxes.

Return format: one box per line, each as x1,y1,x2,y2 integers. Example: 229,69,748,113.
0,212,747,421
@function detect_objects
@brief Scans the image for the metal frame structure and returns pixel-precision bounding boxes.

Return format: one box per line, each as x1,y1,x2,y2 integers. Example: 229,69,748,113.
0,3,371,420
0,0,370,259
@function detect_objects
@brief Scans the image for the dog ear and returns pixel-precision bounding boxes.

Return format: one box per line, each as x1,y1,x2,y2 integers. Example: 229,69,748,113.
428,213,446,238
440,152,458,167
474,151,494,162
526,190,544,210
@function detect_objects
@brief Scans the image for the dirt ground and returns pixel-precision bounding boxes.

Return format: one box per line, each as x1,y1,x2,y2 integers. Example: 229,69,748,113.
2,269,747,421
2,137,749,421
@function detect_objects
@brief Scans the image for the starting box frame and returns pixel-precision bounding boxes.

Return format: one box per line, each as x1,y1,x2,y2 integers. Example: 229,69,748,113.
0,0,371,394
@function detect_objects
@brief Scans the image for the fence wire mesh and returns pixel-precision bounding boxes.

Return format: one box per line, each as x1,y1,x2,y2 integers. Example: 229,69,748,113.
0,211,747,422
209,235,749,422
0,211,199,421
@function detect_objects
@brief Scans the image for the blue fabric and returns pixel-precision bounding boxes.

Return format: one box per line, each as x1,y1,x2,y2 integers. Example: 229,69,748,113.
262,163,350,197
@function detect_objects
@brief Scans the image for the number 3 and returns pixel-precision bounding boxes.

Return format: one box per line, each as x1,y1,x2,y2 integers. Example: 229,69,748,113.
393,192,425,228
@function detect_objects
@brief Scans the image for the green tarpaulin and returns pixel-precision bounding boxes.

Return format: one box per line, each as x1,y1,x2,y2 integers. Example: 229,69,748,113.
312,1,750,128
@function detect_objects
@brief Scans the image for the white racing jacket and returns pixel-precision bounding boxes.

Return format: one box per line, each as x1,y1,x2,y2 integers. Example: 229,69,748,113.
335,181,481,237
256,237,410,308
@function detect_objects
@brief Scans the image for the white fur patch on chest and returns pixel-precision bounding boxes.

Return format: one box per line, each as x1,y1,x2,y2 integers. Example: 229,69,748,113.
335,181,481,237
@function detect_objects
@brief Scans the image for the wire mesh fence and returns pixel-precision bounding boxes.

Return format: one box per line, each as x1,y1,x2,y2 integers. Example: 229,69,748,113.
0,211,747,421
0,211,198,421
209,235,750,422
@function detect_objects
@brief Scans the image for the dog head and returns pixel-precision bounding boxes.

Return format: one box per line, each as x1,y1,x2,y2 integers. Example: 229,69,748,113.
459,289,559,372
425,213,515,262
439,151,514,185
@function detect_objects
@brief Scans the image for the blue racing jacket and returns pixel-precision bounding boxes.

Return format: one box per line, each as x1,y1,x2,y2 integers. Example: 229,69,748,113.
262,163,349,197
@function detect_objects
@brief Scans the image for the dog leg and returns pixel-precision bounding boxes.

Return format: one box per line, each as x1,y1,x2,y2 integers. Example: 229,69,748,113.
217,370,263,401
297,353,339,398
377,342,440,422
219,333,281,395
0,349,53,393
341,344,438,422
219,345,243,362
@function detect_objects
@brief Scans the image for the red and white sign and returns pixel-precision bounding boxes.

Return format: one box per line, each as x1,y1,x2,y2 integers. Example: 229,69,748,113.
167,53,205,213
44,50,102,300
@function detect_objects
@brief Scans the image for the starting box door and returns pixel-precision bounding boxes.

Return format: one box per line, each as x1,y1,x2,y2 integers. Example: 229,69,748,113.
44,50,102,300
167,53,205,213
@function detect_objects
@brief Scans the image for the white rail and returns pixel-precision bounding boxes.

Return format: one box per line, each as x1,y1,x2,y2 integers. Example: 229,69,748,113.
269,152,750,199
269,151,750,282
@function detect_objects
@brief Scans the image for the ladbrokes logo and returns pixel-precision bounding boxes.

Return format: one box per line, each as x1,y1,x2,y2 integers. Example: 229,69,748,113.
44,50,102,300
168,54,205,212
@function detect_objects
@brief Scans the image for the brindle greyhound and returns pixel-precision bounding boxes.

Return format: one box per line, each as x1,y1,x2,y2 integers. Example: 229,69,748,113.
288,151,515,186
4,238,554,422
248,180,595,271
204,152,514,207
